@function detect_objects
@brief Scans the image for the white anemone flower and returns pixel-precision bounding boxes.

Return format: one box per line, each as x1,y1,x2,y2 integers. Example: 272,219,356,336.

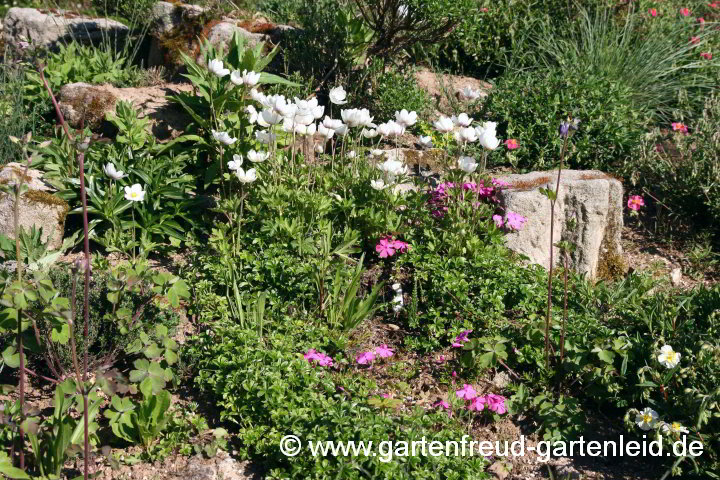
378,159,407,176
246,105,259,124
334,124,349,136
329,86,347,105
247,149,269,163
433,116,454,133
261,108,283,126
370,179,387,190
250,88,266,104
294,122,317,136
230,70,244,86
361,128,378,139
241,70,261,87
255,130,276,144
452,113,473,127
455,126,478,143
317,124,335,140
394,109,417,128
124,184,145,202
635,407,659,431
459,86,481,101
103,162,126,180
322,116,344,131
476,124,500,150
228,154,243,171
314,144,325,153
418,135,433,149
341,108,373,128
377,120,403,138
457,156,478,173
235,168,257,184
369,149,385,157
658,345,681,368
207,59,229,77
212,130,237,146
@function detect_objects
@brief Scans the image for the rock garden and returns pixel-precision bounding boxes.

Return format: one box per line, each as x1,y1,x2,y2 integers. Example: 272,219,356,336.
0,0,719,479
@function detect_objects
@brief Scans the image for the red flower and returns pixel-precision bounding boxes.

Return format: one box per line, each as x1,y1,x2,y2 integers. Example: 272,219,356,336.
671,122,689,133
649,8,658,17
701,52,713,60
690,36,700,44
504,138,520,150
697,17,705,24
680,7,691,16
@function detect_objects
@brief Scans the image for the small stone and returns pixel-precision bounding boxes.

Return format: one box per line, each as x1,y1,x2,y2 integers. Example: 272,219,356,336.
491,371,511,389
387,324,400,331
670,267,682,286
488,461,510,480
0,163,68,250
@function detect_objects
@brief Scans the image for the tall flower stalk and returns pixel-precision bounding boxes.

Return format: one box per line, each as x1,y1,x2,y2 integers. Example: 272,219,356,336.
541,118,578,369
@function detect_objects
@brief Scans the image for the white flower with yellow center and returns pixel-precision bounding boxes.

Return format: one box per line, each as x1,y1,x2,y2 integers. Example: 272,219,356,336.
661,422,689,435
124,184,145,202
658,345,681,368
635,407,659,431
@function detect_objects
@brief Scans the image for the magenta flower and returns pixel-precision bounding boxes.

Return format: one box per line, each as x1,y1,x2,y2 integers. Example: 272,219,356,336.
455,384,477,400
434,400,451,410
697,17,705,24
491,178,510,188
700,52,712,60
452,329,472,348
690,36,700,44
436,355,446,364
374,344,394,358
504,138,520,150
468,396,487,411
376,237,410,258
505,211,527,231
486,394,507,414
627,195,645,211
356,351,376,365
304,349,334,367
382,393,390,398
492,214,504,228
649,8,658,17
680,7,691,16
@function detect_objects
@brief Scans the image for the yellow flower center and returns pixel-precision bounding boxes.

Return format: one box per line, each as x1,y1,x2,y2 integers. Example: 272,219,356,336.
131,193,137,198
666,351,676,363
672,422,682,431
643,414,652,423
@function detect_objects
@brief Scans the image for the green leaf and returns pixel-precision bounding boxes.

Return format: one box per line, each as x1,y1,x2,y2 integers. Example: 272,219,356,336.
596,349,615,364
2,345,19,368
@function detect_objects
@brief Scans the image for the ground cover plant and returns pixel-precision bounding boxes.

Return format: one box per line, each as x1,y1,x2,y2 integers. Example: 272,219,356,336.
0,1,719,480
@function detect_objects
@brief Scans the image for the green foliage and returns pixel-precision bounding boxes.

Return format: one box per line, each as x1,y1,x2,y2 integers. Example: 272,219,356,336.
91,0,155,23
481,68,648,171
326,255,383,333
628,94,720,235
355,63,431,126
104,379,172,450
24,43,144,106
185,320,490,479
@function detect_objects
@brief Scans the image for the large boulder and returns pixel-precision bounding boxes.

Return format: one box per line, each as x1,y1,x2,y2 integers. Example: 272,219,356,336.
149,1,206,35
496,170,624,279
0,163,69,250
2,7,128,49
206,21,268,52
57,82,193,140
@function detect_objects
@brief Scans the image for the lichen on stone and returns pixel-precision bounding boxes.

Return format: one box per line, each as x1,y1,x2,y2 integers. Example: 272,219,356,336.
23,189,70,225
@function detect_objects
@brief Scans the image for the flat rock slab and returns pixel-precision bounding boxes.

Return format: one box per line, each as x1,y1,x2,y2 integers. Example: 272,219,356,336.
3,7,128,49
496,169,624,279
57,82,193,140
0,163,68,250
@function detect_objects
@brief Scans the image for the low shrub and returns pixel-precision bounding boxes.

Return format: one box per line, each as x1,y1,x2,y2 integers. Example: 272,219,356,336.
481,68,648,171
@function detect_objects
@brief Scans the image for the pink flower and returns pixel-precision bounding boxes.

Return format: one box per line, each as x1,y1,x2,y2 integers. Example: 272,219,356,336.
697,17,705,24
451,370,457,377
504,138,520,150
491,178,510,188
480,7,489,12
690,36,700,44
701,52,713,60
671,122,689,133
649,8,658,17
374,344,394,358
456,384,477,400
356,351,376,365
304,349,334,367
376,237,410,258
492,214,504,228
627,195,645,211
486,394,507,414
452,329,473,348
680,7,691,16
436,355,446,364
468,396,487,411
505,211,527,231
382,393,390,398
434,400,451,410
